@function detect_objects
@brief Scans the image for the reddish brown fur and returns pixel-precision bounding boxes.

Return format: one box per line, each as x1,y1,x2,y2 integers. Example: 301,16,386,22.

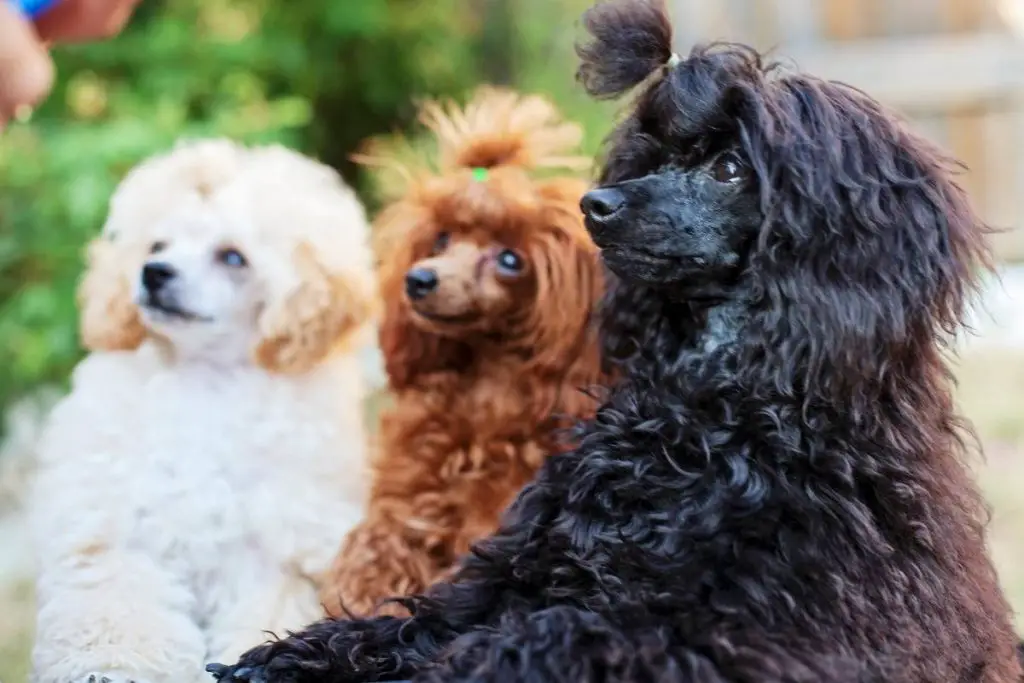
320,88,608,617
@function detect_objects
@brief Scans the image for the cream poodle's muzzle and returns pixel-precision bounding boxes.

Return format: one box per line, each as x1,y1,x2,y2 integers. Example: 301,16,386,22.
139,260,214,323
130,231,259,340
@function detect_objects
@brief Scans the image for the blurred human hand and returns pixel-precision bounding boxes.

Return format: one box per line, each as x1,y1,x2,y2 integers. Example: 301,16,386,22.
0,0,139,127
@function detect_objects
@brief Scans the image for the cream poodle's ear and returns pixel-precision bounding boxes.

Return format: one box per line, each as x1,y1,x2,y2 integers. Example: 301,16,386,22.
77,237,146,352
255,244,376,374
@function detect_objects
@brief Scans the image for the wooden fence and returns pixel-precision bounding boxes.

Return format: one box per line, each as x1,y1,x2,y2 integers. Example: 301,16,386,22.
669,0,1024,262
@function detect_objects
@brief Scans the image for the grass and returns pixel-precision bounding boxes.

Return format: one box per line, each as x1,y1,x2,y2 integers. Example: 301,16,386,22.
0,579,33,683
2,349,1024,682
954,347,1024,631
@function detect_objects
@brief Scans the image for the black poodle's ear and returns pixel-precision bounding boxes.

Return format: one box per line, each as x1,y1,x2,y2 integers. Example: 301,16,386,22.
741,76,990,395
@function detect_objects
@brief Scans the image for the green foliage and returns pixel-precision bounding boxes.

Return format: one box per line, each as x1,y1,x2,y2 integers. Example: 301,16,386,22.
0,0,485,419
0,0,610,424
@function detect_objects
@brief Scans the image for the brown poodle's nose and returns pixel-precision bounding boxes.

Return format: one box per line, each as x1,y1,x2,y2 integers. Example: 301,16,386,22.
580,187,626,220
405,267,439,300
142,261,177,294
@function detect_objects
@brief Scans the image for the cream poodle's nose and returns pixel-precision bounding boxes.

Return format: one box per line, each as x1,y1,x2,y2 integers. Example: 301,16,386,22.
142,261,177,294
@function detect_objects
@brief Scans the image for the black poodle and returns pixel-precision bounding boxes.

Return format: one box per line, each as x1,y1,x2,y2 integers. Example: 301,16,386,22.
207,1,1020,681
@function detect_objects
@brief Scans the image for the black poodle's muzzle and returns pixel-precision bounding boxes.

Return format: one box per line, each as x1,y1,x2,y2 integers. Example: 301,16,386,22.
580,186,628,248
580,182,686,285
580,172,755,291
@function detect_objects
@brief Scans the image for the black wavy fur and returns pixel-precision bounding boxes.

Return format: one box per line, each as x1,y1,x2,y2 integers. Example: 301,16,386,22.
207,1,1021,681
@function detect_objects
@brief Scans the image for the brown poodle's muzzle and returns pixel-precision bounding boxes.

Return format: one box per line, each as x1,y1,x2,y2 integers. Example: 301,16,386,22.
403,241,520,333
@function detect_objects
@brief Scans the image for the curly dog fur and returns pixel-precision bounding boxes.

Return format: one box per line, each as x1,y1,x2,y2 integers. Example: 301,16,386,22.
318,87,607,618
209,2,1021,681
31,139,378,683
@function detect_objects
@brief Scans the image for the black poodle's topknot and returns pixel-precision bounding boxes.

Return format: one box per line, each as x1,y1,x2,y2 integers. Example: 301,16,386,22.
576,0,673,99
578,1,768,167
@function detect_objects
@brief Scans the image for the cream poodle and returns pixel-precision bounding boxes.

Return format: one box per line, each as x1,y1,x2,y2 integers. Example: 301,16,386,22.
29,139,378,683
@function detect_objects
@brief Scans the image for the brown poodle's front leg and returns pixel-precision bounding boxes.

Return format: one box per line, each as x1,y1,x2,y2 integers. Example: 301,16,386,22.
320,509,455,618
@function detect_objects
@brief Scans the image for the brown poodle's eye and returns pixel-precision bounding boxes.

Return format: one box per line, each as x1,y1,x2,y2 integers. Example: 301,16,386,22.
710,153,748,185
496,249,524,275
216,247,248,269
150,241,167,254
432,232,450,255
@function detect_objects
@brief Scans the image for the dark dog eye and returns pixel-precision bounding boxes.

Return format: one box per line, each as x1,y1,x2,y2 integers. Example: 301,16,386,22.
217,248,248,268
432,232,450,255
710,153,748,185
496,249,524,275
150,241,167,254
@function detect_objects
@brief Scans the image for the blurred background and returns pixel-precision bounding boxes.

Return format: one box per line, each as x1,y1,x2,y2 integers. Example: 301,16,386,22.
3,0,1024,680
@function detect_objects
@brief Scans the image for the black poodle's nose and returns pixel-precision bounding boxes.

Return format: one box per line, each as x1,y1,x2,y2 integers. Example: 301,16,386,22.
405,267,439,300
580,187,626,221
142,261,177,293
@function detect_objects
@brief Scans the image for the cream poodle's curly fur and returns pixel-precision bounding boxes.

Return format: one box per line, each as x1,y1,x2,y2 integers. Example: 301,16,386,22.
29,139,378,683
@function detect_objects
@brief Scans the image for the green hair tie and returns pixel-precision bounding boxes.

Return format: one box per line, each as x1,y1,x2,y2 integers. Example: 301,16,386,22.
471,167,489,182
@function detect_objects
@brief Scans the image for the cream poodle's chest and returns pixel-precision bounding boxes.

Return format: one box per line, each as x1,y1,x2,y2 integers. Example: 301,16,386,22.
114,371,361,572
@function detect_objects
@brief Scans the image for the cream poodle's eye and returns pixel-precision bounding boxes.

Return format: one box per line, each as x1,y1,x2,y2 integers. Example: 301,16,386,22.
431,232,450,255
496,248,524,276
216,247,248,269
150,241,167,254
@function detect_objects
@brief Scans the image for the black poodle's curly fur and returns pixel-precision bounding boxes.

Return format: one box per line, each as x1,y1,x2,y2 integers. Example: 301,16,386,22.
208,1,1020,681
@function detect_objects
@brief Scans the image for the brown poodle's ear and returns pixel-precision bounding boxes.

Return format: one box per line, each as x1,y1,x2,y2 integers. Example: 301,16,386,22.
77,237,146,352
255,244,376,374
373,201,467,390
378,295,467,390
522,178,604,381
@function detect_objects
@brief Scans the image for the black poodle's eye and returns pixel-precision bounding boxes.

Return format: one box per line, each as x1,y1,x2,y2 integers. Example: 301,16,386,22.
150,241,167,254
496,249,524,275
710,153,748,185
217,247,248,268
432,232,450,255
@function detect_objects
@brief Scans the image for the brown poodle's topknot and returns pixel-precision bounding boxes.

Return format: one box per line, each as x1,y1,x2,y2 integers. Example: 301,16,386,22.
354,87,591,203
418,86,590,172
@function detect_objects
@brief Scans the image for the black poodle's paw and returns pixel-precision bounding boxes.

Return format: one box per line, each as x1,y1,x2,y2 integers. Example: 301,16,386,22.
207,663,258,683
207,663,272,683
206,642,273,680
206,652,304,683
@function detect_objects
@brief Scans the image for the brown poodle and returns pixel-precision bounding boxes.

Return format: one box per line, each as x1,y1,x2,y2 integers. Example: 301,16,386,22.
319,87,608,618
